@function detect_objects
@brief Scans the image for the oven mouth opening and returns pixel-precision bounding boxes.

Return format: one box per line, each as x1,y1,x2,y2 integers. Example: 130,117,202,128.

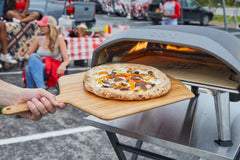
95,41,239,91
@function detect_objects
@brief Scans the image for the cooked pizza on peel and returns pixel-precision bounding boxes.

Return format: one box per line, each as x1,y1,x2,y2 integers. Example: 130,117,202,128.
83,63,171,100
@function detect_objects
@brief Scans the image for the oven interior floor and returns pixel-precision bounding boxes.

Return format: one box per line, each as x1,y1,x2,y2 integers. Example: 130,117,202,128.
128,55,238,90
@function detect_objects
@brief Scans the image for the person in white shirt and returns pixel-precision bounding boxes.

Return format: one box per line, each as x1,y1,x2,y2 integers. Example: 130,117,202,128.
161,0,181,25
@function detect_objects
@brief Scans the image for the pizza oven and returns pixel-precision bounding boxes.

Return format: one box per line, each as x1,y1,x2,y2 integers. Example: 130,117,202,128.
91,25,240,147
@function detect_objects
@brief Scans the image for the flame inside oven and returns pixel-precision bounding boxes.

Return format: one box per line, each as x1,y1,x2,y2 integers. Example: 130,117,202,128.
166,45,200,52
127,41,148,54
126,41,200,55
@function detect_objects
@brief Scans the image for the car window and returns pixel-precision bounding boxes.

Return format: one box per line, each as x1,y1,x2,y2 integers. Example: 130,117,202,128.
177,0,187,7
186,0,198,8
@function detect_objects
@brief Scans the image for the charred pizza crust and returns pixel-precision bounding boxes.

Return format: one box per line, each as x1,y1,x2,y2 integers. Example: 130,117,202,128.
83,63,171,100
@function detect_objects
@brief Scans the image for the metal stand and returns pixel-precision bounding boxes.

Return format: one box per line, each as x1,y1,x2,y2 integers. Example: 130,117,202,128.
85,89,240,160
212,90,233,147
106,131,175,160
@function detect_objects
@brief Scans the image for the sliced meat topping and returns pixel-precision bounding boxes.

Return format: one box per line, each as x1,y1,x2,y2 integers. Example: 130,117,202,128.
135,81,147,89
110,70,117,78
134,71,139,74
121,82,128,87
102,80,111,84
102,84,110,88
120,87,130,91
127,70,132,74
151,83,155,87
114,77,126,82
110,73,116,79
148,71,153,75
131,75,142,80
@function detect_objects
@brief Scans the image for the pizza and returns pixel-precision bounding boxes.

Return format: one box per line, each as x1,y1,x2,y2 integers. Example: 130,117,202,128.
83,63,171,100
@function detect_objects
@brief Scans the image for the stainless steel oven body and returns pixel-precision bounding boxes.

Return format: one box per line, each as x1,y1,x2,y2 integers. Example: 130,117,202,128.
91,25,240,146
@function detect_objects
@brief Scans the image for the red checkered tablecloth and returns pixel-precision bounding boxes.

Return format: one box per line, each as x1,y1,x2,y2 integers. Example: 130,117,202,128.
66,37,107,61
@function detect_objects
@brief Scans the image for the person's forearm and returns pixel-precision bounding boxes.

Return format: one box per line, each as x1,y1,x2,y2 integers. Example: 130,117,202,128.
62,60,70,68
172,2,181,19
0,80,23,106
22,0,30,14
24,53,30,60
22,7,28,15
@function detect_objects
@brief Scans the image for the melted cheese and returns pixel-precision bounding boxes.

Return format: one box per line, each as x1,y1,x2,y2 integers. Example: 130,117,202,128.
95,66,161,92
148,77,161,85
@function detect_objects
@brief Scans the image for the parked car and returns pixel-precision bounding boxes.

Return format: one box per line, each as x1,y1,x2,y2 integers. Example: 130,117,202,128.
29,0,96,28
98,0,128,16
65,0,96,28
114,0,128,17
147,0,214,25
95,0,104,13
98,0,114,13
130,0,152,19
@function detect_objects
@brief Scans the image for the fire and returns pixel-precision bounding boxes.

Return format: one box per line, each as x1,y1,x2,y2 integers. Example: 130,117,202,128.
128,41,148,54
124,42,201,56
166,45,198,52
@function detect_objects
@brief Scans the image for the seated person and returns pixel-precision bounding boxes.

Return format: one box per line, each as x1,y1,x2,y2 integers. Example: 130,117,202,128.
0,21,17,65
5,0,40,23
23,16,70,88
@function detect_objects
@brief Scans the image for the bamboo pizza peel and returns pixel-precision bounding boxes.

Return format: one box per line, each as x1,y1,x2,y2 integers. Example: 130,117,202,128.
2,72,195,120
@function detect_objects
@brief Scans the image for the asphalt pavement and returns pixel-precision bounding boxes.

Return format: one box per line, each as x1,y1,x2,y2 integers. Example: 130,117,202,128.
0,14,240,160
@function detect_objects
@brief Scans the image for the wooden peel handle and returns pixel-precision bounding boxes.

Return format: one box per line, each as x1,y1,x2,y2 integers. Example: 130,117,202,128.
2,103,29,115
2,95,64,115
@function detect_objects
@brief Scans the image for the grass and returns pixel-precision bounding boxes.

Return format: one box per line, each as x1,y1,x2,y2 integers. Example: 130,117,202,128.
213,15,240,23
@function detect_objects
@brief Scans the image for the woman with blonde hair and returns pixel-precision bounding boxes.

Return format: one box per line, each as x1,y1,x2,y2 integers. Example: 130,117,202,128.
23,16,70,88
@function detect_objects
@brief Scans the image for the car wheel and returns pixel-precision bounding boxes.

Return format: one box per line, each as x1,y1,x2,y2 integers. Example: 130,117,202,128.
201,15,209,25
152,19,159,24
119,12,128,17
121,13,128,17
132,16,138,20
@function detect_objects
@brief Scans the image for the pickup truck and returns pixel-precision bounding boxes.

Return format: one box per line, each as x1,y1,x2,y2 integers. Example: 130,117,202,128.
29,0,96,28
147,0,214,25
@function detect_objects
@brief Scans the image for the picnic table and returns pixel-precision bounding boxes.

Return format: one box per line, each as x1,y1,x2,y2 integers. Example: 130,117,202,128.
65,25,130,61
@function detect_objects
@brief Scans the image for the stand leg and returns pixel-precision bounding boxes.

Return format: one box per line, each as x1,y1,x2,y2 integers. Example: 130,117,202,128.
213,91,233,147
130,140,143,160
106,131,127,160
179,86,199,143
106,131,175,160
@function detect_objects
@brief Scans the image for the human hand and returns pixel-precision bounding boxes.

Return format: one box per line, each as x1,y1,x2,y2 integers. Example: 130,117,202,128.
163,14,172,18
17,88,65,121
23,54,29,60
18,56,25,62
57,64,66,75
20,12,27,18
